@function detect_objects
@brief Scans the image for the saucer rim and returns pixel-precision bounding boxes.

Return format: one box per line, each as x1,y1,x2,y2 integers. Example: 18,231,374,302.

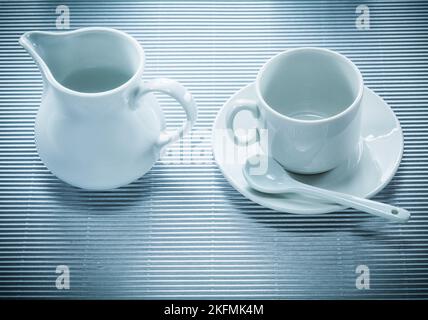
212,83,404,214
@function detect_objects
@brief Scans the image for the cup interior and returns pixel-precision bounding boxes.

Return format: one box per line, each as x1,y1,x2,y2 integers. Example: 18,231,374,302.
259,48,362,120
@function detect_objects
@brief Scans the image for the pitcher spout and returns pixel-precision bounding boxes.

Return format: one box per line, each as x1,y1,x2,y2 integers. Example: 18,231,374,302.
19,31,54,83
19,28,145,97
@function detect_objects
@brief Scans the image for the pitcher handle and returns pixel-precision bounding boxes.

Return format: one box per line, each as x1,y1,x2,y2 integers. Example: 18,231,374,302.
134,78,197,148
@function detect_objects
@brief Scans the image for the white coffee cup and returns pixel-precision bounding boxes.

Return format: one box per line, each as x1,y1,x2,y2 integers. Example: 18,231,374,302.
226,47,364,174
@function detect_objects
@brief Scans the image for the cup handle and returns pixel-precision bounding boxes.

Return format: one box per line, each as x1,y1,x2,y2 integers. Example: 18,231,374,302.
134,78,197,148
225,98,261,146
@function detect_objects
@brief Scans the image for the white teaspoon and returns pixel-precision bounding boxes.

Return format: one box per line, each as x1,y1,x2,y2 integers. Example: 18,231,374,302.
243,155,410,223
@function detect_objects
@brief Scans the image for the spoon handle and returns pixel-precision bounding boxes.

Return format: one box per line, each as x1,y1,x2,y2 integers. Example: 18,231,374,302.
296,185,410,223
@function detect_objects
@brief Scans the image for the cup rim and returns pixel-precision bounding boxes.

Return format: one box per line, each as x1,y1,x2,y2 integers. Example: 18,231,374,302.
19,27,145,97
255,47,364,124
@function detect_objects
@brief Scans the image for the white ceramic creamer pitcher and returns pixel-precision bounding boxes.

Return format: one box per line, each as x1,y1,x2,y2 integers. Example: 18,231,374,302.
20,27,197,190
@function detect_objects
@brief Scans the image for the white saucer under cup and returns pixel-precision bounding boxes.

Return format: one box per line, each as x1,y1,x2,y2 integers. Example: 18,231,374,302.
212,83,403,214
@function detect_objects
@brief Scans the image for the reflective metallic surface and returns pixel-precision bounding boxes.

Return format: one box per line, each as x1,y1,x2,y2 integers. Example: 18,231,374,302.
0,0,427,298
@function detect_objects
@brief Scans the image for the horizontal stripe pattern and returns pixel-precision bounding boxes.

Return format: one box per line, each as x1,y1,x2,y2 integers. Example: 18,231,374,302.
0,0,428,298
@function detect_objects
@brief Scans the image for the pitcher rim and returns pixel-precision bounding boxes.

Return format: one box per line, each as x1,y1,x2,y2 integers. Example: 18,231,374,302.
19,27,145,97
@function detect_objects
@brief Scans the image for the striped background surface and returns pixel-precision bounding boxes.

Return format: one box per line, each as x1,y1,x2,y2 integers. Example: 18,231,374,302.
0,0,427,299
